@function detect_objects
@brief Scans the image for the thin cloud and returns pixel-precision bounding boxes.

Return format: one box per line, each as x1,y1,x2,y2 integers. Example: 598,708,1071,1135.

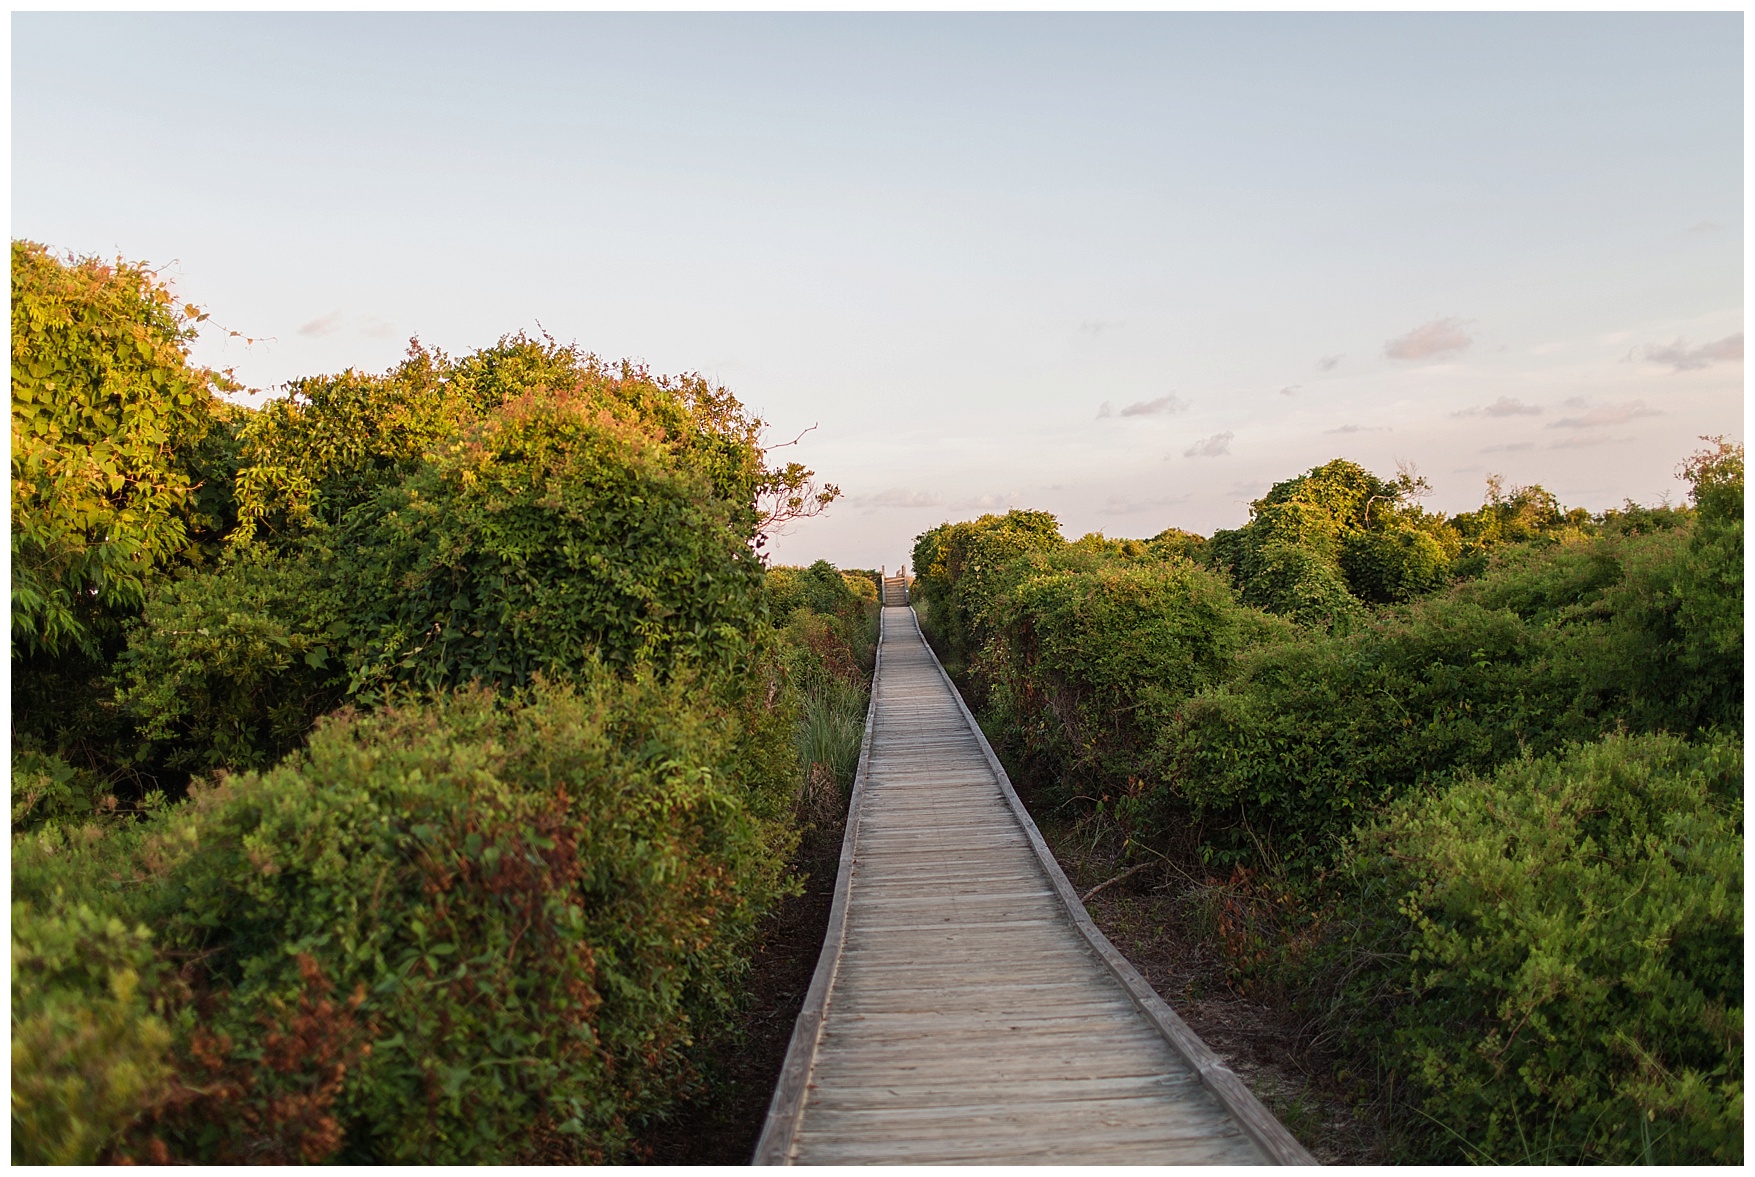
1278,385,1300,397
1548,400,1661,430
360,316,396,339
1324,424,1390,434
298,311,345,338
952,493,1014,511
1384,317,1472,361
1100,394,1188,419
1452,397,1543,418
864,488,943,509
1481,442,1535,453
1679,220,1722,236
1098,492,1191,516
1316,355,1342,372
1629,333,1743,372
1549,434,1631,450
1184,431,1234,458
1079,320,1122,337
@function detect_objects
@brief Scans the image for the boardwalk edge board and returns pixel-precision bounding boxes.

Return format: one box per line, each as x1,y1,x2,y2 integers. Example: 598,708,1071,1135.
910,608,1319,1167
751,610,889,1165
755,606,1318,1166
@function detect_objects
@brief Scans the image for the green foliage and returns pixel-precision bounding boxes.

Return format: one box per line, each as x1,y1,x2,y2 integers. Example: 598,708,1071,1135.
768,559,863,618
122,675,797,1163
336,388,765,695
11,242,235,658
975,548,1281,794
12,798,172,1164
231,333,823,551
113,548,349,773
1208,459,1459,623
1338,524,1453,605
1670,438,1743,729
910,509,1065,669
1158,514,1742,869
229,343,471,543
768,560,878,794
11,899,172,1164
117,350,794,773
1334,734,1742,1163
11,747,112,832
1447,474,1596,579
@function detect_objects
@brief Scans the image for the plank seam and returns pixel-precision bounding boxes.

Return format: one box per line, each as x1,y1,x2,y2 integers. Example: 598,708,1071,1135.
750,606,886,1165
908,607,1320,1167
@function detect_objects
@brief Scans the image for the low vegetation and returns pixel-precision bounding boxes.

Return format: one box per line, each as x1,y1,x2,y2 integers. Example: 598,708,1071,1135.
10,241,871,1163
14,235,1736,1163
912,444,1743,1163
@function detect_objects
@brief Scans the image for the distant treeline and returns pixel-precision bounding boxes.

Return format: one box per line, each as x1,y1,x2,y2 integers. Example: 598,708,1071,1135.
911,446,1742,1163
10,240,875,1163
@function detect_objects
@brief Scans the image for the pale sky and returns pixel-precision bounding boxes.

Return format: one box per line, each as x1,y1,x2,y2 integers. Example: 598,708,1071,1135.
14,12,1743,569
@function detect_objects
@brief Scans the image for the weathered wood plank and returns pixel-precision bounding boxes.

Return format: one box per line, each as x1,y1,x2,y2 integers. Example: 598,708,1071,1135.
753,606,1315,1166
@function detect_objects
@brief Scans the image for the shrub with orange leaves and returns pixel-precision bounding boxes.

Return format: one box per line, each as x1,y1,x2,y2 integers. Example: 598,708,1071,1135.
123,670,796,1163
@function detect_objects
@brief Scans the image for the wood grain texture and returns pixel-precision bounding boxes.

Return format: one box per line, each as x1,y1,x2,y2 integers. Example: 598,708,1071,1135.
753,607,1316,1165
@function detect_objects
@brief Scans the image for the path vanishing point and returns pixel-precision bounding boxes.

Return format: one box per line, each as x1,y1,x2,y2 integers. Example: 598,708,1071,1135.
754,603,1317,1165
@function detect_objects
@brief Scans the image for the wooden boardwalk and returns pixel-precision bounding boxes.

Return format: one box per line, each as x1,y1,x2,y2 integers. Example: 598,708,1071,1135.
755,606,1316,1165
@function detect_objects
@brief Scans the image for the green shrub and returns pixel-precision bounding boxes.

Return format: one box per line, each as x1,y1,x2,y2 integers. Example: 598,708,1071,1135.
1339,524,1453,604
11,803,171,1164
1334,733,1742,1164
1670,439,1743,730
1154,496,1741,871
1156,595,1601,868
767,559,864,620
1224,539,1363,629
113,547,349,773
911,509,1064,670
115,375,782,777
232,334,789,550
975,550,1280,794
11,241,236,658
11,747,113,832
1447,474,1596,577
122,673,796,1163
1207,459,1455,622
11,900,172,1164
335,391,764,695
767,561,877,794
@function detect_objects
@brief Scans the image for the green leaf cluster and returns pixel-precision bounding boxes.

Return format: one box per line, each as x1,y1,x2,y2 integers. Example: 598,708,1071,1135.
12,243,856,1163
1333,734,1742,1163
14,675,799,1163
906,443,1742,1162
11,241,236,658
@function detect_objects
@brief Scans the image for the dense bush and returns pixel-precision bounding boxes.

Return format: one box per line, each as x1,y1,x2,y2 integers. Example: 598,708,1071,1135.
13,674,799,1164
116,348,782,774
231,334,823,551
768,561,878,796
113,548,348,773
1328,734,1742,1163
12,241,862,1163
1205,459,1455,623
10,242,237,658
907,445,1742,1164
911,509,1064,674
1152,518,1715,869
975,548,1283,793
11,898,172,1165
334,388,765,696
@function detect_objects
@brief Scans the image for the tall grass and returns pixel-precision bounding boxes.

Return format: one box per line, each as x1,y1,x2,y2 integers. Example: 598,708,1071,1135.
767,566,877,820
797,672,868,792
